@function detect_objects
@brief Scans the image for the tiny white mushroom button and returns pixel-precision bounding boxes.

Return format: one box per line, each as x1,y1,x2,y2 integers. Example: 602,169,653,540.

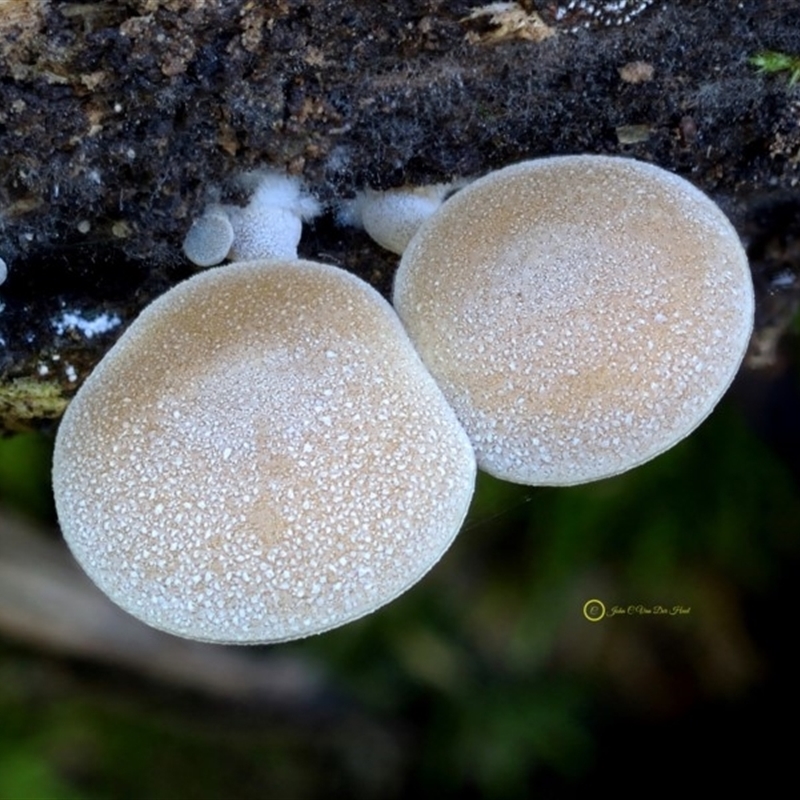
182,171,321,267
182,207,234,268
343,182,467,255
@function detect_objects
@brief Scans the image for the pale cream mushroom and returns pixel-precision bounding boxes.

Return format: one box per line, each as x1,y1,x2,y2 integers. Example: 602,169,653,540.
393,155,754,486
352,184,453,255
53,260,476,643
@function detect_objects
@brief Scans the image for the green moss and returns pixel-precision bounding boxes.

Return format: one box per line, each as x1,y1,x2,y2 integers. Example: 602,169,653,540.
0,377,69,431
0,431,55,519
750,50,800,87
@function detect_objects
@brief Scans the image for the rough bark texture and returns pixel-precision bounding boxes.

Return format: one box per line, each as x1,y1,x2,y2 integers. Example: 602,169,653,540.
1,0,799,432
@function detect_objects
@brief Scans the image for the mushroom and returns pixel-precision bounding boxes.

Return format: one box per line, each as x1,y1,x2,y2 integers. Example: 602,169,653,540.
53,260,476,643
341,183,466,255
225,171,321,262
182,171,321,267
392,155,755,485
181,206,234,268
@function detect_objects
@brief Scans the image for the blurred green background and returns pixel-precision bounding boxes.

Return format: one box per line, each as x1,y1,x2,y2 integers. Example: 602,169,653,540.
1,346,798,799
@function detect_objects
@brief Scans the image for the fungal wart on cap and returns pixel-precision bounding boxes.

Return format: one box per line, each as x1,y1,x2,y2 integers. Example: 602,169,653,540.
393,155,755,486
53,260,476,643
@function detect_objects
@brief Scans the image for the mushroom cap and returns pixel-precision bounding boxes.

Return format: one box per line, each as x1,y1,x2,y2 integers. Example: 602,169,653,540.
356,184,454,255
393,155,754,485
182,207,235,267
53,260,476,643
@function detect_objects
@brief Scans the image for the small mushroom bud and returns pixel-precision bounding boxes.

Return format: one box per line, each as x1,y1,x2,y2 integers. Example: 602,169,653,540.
225,171,321,262
181,206,234,268
181,171,321,267
341,182,469,255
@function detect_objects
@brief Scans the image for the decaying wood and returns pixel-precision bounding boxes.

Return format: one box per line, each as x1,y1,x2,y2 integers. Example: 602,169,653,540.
1,0,799,432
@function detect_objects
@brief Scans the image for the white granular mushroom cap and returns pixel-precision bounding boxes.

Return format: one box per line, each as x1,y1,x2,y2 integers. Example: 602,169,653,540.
356,184,454,255
182,206,235,267
53,260,476,643
393,155,755,485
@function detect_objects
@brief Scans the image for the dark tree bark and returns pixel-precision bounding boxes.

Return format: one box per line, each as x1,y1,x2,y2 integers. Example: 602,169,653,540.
1,0,799,432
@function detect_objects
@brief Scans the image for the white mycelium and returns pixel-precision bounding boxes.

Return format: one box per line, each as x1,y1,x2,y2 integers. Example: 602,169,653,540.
553,0,658,30
53,260,476,643
393,156,754,486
